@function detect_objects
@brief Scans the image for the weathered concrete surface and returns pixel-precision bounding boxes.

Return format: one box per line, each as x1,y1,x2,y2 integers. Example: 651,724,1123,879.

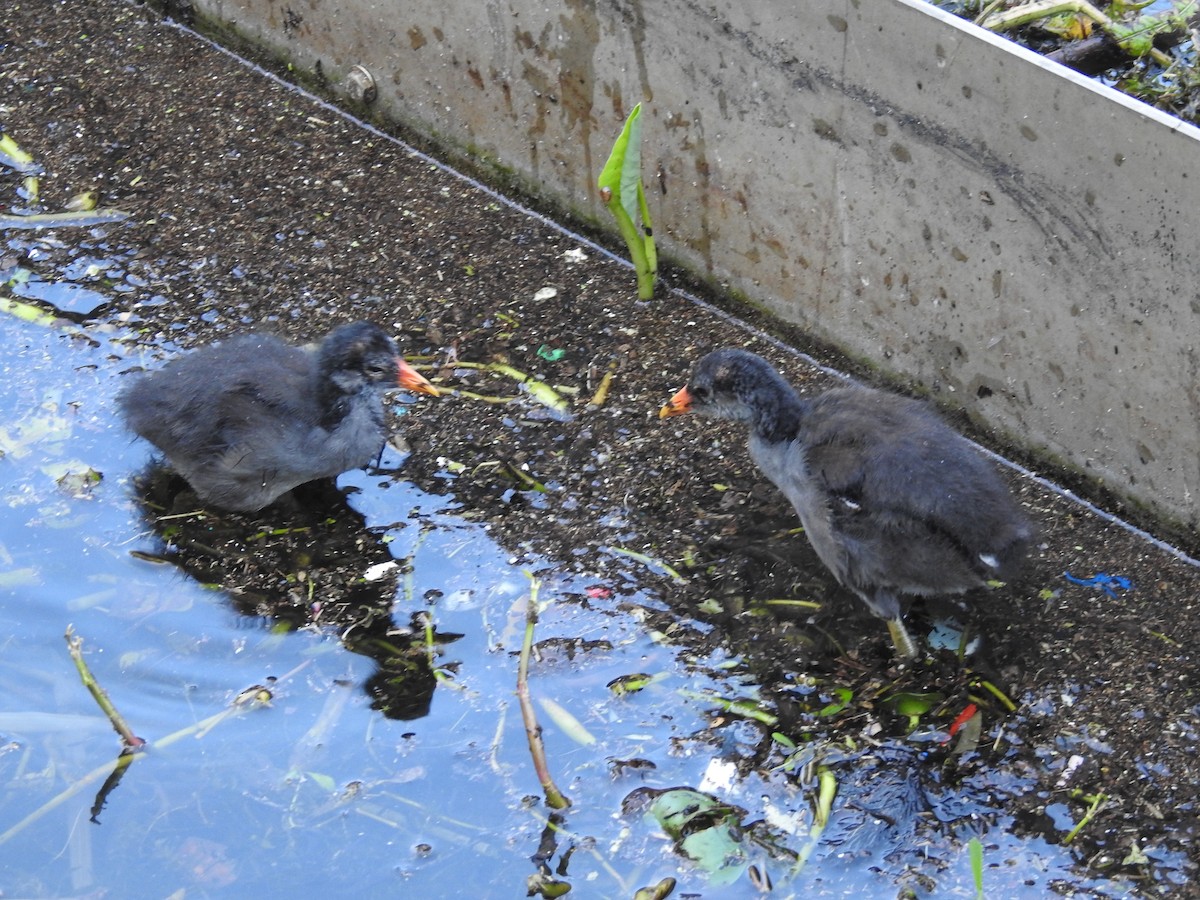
185,0,1200,537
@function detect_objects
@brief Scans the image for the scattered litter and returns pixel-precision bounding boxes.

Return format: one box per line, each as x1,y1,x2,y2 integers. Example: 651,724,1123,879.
362,560,399,581
1063,571,1132,598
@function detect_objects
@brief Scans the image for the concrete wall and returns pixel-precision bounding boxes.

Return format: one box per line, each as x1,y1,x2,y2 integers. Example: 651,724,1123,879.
187,0,1200,536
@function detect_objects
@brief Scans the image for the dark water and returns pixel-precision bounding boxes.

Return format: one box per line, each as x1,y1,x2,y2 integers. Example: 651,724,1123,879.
0,234,1163,899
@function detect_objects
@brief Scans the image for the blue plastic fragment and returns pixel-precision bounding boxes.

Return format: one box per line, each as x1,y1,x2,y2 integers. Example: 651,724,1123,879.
1062,571,1133,598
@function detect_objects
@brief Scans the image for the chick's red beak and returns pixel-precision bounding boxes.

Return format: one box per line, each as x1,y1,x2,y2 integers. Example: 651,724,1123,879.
658,385,693,419
397,360,440,397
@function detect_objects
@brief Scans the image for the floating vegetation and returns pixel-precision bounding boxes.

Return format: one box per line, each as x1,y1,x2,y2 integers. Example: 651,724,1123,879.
644,788,750,883
606,672,659,695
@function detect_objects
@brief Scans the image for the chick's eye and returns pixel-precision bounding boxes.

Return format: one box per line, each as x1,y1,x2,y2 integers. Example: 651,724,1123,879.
691,384,711,401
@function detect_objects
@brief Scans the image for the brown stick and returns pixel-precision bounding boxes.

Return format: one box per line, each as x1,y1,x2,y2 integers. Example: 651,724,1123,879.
516,577,571,810
1047,28,1190,76
0,684,274,846
65,625,145,749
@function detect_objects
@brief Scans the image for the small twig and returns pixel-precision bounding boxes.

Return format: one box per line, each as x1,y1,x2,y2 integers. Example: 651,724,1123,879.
286,680,353,778
449,388,518,405
609,546,687,584
64,625,144,750
516,575,571,809
761,598,823,610
0,686,272,845
488,702,509,775
588,371,615,407
249,525,313,541
970,676,1018,713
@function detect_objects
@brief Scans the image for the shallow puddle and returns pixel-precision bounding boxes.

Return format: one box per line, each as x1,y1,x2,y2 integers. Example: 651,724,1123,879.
0,231,1172,898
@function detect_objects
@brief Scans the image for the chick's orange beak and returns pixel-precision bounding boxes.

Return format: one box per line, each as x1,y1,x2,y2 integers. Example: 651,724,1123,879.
658,385,692,419
397,360,440,397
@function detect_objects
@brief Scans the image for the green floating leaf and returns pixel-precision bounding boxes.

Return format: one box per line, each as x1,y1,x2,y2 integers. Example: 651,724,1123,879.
306,771,337,792
632,877,676,900
526,871,572,898
607,672,657,696
969,836,985,899
0,394,74,458
648,788,747,884
680,689,778,726
649,788,737,838
537,697,597,746
42,460,102,497
680,826,748,886
818,686,853,717
0,294,59,328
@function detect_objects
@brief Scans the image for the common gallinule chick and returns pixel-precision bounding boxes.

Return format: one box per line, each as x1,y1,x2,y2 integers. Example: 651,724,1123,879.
118,321,439,512
660,348,1033,658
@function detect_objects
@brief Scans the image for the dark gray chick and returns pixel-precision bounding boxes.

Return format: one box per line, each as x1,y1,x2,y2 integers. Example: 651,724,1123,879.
118,321,439,512
660,348,1033,658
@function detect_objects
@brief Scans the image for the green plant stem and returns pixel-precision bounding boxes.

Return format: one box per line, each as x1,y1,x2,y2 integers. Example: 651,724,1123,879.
1063,791,1107,844
448,361,569,412
791,765,838,874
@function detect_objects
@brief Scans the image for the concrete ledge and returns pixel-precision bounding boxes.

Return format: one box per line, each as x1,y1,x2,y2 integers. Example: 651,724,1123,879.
181,0,1200,537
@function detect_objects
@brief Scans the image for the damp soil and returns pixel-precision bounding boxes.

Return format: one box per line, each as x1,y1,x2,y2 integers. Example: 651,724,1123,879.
3,0,1199,893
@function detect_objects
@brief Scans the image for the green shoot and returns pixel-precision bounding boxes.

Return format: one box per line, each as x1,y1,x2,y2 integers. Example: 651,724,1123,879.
598,103,658,299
